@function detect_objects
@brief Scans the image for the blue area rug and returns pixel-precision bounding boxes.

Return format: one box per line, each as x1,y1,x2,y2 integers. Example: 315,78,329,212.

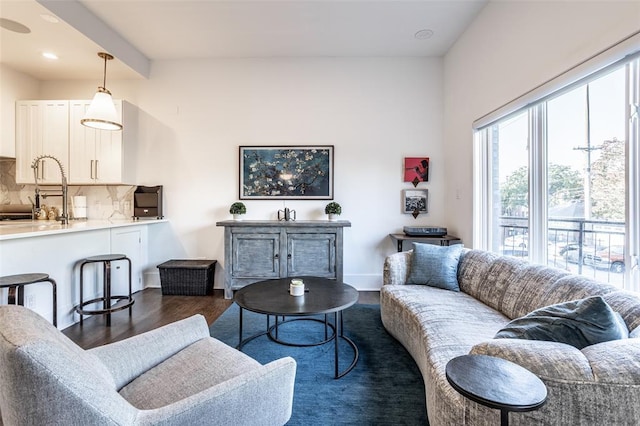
210,303,427,425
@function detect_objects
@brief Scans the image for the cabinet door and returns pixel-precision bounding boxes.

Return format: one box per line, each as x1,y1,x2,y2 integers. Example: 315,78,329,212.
15,101,69,184
68,100,123,184
15,101,41,183
231,232,280,278
287,232,336,278
94,101,123,183
111,227,145,294
40,101,69,185
69,101,96,183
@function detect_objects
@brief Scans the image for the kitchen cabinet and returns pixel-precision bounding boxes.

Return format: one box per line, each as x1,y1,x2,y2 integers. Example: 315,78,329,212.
15,100,69,184
68,100,137,184
216,220,351,298
110,225,147,294
15,99,137,185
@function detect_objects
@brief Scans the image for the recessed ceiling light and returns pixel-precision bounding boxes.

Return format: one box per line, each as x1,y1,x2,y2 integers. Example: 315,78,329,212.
414,29,434,40
42,52,59,60
40,14,59,24
0,18,31,34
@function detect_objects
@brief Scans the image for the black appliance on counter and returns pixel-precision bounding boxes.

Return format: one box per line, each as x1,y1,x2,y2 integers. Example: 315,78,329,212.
0,204,33,221
133,185,163,219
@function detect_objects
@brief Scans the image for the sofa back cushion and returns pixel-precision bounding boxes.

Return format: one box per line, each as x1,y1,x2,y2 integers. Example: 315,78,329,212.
458,249,619,320
602,291,640,333
457,250,506,310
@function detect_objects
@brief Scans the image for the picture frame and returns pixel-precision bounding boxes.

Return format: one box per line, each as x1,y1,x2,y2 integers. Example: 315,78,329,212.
239,145,334,200
403,189,428,215
404,157,429,186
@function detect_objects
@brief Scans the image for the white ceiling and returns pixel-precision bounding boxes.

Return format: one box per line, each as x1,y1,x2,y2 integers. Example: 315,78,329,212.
0,0,487,81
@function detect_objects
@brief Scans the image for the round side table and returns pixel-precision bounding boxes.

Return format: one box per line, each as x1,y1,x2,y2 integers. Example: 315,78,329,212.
445,354,547,426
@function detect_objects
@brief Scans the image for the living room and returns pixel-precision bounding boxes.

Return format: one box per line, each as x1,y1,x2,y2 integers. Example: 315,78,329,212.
1,1,640,424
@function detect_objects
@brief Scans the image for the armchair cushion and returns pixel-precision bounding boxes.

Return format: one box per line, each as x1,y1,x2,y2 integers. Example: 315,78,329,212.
120,337,261,408
89,313,211,389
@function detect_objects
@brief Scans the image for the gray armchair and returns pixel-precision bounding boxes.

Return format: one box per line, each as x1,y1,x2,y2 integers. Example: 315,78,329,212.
0,305,296,425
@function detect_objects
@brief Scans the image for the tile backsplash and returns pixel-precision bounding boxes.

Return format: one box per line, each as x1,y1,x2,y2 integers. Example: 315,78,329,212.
0,158,135,219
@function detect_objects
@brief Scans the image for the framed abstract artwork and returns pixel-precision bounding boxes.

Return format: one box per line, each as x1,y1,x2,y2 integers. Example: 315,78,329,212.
403,189,428,217
404,157,429,186
239,145,334,199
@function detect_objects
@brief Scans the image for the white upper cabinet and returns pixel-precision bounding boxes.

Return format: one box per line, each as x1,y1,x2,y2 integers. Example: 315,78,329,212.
15,101,69,185
16,99,137,185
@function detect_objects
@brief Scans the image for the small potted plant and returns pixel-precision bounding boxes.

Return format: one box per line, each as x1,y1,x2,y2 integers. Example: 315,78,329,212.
229,202,246,220
324,201,342,221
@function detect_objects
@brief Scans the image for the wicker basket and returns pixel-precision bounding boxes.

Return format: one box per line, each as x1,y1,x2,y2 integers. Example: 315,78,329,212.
157,259,216,296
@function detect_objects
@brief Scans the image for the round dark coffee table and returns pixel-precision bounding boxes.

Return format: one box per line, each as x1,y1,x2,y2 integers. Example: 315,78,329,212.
445,354,547,426
234,276,359,379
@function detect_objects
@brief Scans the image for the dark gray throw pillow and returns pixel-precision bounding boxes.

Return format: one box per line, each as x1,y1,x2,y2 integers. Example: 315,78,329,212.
406,242,463,291
495,296,628,349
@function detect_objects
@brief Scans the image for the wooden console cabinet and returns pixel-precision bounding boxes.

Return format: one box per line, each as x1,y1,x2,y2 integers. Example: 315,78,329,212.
216,220,351,299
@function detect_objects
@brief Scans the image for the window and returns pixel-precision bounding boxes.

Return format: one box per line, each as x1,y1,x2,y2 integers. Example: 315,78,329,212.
474,53,640,292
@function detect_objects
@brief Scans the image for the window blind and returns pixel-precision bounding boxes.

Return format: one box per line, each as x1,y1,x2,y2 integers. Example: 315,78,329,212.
473,30,640,131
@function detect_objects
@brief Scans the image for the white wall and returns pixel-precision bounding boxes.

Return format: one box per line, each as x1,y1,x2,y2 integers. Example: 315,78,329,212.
443,1,640,246
0,64,40,157
41,57,444,290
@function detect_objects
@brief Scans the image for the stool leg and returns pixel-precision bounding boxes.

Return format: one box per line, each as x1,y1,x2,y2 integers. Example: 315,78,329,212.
126,257,133,317
79,262,86,326
104,261,112,327
47,278,58,327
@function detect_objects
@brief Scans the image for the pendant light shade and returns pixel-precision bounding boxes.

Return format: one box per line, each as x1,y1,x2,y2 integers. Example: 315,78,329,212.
81,52,122,131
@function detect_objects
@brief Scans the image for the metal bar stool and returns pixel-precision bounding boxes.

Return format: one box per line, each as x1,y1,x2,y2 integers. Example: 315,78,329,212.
75,254,134,327
0,273,57,326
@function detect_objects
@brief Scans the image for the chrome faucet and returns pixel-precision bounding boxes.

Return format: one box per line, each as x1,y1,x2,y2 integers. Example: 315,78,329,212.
31,155,69,225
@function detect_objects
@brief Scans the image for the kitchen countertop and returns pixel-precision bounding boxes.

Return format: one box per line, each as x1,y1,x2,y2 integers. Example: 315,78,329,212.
0,219,168,241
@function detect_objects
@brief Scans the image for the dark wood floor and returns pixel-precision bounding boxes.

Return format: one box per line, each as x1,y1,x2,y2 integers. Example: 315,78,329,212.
63,288,380,349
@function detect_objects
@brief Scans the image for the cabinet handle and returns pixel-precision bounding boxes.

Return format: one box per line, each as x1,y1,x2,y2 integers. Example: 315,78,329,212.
90,160,95,179
95,160,99,180
274,254,279,259
287,254,292,259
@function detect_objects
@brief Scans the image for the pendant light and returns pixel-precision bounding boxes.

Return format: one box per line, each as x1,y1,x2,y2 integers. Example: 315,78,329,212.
81,52,122,131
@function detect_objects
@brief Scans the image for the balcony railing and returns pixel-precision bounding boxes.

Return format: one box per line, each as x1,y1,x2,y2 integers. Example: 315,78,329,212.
499,216,626,287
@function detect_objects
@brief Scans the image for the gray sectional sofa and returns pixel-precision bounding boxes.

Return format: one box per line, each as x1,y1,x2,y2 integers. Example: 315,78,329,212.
381,248,640,425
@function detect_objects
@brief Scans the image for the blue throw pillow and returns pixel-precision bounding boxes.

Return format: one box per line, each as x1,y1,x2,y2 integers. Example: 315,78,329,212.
406,243,463,291
495,296,628,349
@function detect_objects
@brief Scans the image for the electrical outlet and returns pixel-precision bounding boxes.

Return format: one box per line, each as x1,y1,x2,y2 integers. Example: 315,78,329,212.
113,201,120,210
26,294,36,309
124,201,131,211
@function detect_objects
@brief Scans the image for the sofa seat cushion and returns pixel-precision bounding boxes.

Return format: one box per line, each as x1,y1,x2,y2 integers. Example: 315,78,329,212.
382,285,510,357
119,337,261,409
495,296,628,349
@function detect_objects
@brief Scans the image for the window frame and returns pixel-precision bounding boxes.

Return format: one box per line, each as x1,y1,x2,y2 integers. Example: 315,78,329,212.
473,54,640,292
